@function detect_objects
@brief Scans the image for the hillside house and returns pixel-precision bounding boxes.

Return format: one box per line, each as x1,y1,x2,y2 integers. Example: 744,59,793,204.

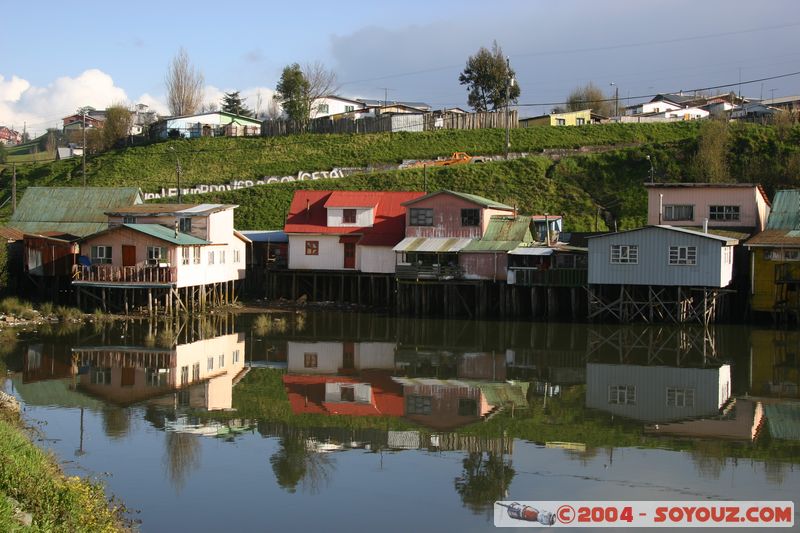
645,183,771,234
0,126,22,145
62,109,106,132
309,95,366,118
519,109,601,127
586,363,731,423
73,203,248,312
587,226,738,323
150,111,261,139
284,190,424,273
744,190,800,315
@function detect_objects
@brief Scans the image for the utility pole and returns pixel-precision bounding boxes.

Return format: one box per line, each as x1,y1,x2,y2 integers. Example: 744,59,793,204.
505,57,513,160
12,163,17,213
610,82,619,117
646,155,654,183
81,108,87,187
170,146,183,202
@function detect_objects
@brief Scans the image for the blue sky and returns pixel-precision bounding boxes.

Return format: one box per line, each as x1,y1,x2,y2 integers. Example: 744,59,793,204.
2,0,799,136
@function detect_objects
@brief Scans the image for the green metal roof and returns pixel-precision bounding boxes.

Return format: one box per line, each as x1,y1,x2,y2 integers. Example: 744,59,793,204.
443,190,515,210
122,224,210,245
764,402,800,441
462,215,533,252
468,381,529,408
9,187,143,237
766,190,800,230
462,240,522,252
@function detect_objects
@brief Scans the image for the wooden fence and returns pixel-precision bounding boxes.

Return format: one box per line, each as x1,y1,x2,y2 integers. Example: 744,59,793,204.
261,110,518,137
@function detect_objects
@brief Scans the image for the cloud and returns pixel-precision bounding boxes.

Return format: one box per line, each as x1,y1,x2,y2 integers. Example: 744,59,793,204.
0,69,128,132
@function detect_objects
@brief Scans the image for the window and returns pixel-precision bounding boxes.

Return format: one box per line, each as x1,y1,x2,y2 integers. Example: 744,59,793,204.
461,208,480,227
91,245,113,264
123,215,136,224
555,118,566,126
317,103,329,114
177,389,190,407
669,245,697,265
233,349,240,364
608,385,636,405
663,204,694,221
192,363,200,381
785,250,800,261
342,209,357,224
208,251,215,264
409,208,433,226
344,105,354,112
181,247,190,265
146,368,169,387
220,250,226,264
180,365,188,385
666,387,695,407
90,367,112,385
233,250,240,263
458,398,478,416
147,246,167,265
304,353,318,368
576,117,586,125
207,357,214,371
406,395,432,415
610,244,638,264
709,205,740,221
179,217,192,233
305,241,319,256
340,386,355,402
193,246,201,264
218,354,224,368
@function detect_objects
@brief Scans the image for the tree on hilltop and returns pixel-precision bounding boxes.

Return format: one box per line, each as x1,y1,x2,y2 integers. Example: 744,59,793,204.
459,41,520,112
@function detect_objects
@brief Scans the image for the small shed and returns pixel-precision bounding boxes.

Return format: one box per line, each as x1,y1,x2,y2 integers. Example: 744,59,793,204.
239,230,288,267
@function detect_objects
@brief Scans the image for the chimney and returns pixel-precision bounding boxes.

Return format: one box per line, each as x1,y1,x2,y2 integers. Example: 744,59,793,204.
306,198,310,221
544,213,550,246
703,218,709,233
174,220,179,238
658,193,663,225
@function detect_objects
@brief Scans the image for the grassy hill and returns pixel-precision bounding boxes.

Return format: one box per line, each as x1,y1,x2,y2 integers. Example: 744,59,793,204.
2,121,799,232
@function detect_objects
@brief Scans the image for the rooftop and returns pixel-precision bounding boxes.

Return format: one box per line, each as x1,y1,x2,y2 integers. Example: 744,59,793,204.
106,203,236,216
402,190,515,210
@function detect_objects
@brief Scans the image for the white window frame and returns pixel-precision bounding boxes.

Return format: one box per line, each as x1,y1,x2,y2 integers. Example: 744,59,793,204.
207,357,214,371
193,246,201,264
122,215,136,224
147,246,168,266
233,249,240,263
181,247,190,265
91,245,113,265
669,245,697,266
233,349,240,364
608,385,636,405
208,250,215,265
666,387,695,407
610,244,638,264
220,250,226,264
218,353,224,368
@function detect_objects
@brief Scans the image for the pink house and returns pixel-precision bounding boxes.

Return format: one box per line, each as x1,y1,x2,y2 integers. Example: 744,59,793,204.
74,203,249,311
645,183,771,233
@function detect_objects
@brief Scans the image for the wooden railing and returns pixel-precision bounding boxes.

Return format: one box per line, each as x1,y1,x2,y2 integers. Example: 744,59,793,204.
396,263,463,281
73,265,176,284
509,267,587,287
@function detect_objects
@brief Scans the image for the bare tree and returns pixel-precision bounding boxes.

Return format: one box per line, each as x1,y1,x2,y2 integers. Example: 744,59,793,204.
303,61,339,118
165,48,205,116
265,99,282,120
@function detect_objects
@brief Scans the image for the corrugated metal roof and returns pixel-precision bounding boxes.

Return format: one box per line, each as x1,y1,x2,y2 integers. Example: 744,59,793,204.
9,187,142,237
106,203,236,215
482,216,532,242
766,190,800,230
750,228,800,246
122,224,210,245
462,240,521,252
587,225,739,244
239,230,288,243
393,237,473,253
764,403,800,441
508,247,554,256
323,191,382,208
0,227,24,241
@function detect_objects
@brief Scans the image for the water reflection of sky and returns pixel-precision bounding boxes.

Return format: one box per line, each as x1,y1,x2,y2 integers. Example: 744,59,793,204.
2,313,799,531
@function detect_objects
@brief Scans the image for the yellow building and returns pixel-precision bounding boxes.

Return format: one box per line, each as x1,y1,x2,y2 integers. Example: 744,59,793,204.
745,190,800,314
519,108,596,127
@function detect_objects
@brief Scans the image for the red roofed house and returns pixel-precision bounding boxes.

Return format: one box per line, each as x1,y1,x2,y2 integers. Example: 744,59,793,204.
283,372,405,417
284,190,424,273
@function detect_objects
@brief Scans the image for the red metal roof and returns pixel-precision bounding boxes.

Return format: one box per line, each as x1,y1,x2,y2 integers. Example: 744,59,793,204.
282,372,404,417
284,190,424,247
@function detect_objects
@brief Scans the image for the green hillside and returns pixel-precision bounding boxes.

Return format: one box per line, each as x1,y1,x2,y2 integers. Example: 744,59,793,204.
2,121,799,232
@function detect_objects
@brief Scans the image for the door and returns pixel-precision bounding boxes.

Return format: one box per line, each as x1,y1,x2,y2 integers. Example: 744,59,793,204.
343,242,356,269
122,245,136,267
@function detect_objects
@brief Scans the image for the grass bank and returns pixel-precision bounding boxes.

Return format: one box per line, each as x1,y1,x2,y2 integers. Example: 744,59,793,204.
0,399,125,531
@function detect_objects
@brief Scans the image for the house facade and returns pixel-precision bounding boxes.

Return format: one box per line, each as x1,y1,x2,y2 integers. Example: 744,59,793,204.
76,203,247,288
645,183,771,234
0,126,22,145
588,226,737,287
310,95,366,118
520,109,596,127
151,111,261,139
284,190,424,273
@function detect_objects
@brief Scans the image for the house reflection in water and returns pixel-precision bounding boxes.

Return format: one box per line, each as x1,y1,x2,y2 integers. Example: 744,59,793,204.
283,340,528,430
586,362,732,423
72,333,246,410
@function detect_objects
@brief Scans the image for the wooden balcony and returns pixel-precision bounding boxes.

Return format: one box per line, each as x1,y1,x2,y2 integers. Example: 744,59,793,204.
73,264,176,285
509,267,587,287
396,263,463,281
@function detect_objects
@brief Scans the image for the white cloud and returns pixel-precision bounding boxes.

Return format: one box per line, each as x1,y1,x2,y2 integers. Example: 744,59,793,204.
0,69,128,132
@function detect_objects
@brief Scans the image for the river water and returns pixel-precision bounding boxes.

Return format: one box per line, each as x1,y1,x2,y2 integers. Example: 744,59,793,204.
2,312,798,532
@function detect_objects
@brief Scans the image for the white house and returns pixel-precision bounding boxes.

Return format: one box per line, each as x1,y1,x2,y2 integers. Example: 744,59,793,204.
310,95,366,118
287,341,397,374
151,111,261,139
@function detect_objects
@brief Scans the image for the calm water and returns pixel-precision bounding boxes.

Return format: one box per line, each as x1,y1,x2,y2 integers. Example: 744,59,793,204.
2,312,799,532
